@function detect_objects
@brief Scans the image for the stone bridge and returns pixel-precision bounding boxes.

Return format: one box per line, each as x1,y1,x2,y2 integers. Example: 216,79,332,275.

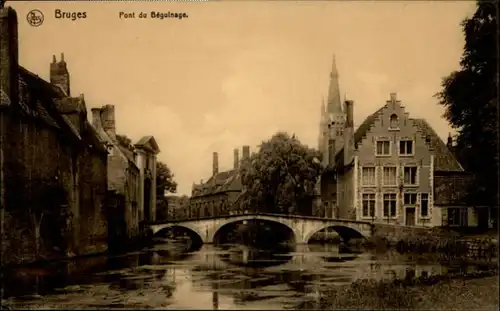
145,213,373,244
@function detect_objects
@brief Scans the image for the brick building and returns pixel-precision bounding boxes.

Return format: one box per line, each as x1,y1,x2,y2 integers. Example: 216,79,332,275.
91,107,160,242
318,56,479,227
189,146,251,218
0,5,109,265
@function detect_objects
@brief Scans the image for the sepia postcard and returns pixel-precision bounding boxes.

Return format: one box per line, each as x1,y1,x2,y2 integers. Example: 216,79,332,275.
0,0,498,310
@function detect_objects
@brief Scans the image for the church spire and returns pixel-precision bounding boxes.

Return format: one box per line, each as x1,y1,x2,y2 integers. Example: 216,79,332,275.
326,54,342,114
321,97,326,119
318,97,326,150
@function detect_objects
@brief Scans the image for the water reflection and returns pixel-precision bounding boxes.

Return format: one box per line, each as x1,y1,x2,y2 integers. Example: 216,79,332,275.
217,244,294,268
2,242,497,310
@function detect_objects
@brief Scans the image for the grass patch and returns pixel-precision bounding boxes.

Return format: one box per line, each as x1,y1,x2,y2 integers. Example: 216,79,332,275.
296,270,499,310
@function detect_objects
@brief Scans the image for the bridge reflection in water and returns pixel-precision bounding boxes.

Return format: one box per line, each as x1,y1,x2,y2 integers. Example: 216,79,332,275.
2,242,493,310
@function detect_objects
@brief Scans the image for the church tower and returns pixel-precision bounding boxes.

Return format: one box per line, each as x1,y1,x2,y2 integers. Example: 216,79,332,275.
319,54,346,167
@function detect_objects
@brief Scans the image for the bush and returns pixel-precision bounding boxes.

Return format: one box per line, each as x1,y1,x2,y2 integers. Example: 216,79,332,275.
366,230,498,259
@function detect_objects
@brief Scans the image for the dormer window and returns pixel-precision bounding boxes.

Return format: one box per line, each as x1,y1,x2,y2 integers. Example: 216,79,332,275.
389,114,399,130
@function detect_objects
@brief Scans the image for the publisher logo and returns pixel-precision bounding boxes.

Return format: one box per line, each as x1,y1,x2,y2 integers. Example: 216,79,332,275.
27,9,44,27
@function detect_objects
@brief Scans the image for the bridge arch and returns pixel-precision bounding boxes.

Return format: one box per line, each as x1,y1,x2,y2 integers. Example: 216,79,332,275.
154,224,204,249
212,217,297,245
304,224,368,244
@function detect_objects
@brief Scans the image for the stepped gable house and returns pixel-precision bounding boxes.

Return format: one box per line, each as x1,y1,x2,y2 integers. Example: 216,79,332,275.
318,56,481,228
0,5,109,265
190,146,251,218
92,106,160,241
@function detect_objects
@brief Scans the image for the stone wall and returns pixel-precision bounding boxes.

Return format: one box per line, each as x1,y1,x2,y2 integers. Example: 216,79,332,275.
106,145,129,193
371,223,432,243
2,112,74,264
77,142,108,255
124,167,140,238
1,110,108,265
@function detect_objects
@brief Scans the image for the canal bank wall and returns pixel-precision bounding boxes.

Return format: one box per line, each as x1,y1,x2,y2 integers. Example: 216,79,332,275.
1,226,151,271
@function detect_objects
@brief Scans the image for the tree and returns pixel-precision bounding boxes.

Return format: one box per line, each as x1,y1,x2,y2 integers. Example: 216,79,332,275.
116,134,134,152
239,132,323,215
156,161,178,197
435,1,498,214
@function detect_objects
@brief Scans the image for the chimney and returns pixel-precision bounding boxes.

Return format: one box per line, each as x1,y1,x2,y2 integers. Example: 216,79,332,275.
50,53,70,96
233,148,239,169
91,108,102,129
101,105,116,138
343,100,355,165
242,145,250,161
0,5,19,106
212,152,219,176
345,100,354,128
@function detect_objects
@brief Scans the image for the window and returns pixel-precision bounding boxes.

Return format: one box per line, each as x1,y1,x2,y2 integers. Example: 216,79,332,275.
399,140,413,155
421,193,429,217
383,193,397,217
383,167,397,185
362,193,376,218
403,167,418,185
404,193,417,205
390,114,399,129
447,207,468,226
362,167,376,186
376,141,391,156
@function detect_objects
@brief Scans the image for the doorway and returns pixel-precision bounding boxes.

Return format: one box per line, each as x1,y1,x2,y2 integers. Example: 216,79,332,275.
405,207,416,226
476,207,489,229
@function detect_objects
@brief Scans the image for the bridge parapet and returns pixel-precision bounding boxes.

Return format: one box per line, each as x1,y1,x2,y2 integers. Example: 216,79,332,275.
145,212,372,226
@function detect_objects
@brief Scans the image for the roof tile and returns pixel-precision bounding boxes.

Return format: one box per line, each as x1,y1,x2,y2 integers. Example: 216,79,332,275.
332,106,464,172
412,118,463,172
192,169,242,197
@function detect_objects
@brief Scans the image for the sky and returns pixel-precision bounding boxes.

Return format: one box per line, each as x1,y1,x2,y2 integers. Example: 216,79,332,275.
9,0,477,195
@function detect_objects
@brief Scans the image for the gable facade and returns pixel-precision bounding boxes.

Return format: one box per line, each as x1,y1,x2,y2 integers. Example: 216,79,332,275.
321,92,474,227
352,94,437,226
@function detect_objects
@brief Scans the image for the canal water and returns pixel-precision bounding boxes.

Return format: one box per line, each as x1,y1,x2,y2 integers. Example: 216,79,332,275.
1,243,496,310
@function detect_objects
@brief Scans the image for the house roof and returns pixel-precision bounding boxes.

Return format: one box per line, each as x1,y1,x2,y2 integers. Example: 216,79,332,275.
80,122,107,154
17,68,62,129
135,135,160,154
118,145,137,166
412,119,463,172
333,105,464,172
93,125,138,168
11,66,106,154
192,169,243,198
